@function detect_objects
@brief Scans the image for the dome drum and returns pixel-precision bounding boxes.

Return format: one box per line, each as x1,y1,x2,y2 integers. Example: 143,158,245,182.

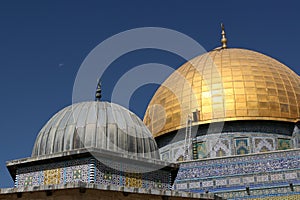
155,120,296,149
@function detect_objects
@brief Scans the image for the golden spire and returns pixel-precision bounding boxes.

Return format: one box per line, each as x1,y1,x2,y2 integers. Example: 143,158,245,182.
221,23,227,48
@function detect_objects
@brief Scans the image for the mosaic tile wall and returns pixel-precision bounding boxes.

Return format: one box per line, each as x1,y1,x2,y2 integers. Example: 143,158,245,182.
94,158,172,190
16,158,91,187
174,149,300,200
159,132,294,161
15,156,172,190
220,185,300,200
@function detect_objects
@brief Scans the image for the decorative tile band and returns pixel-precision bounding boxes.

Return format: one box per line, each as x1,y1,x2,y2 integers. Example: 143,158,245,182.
94,159,172,190
15,156,172,190
220,185,300,200
176,150,300,180
174,149,300,199
16,158,93,187
159,132,295,161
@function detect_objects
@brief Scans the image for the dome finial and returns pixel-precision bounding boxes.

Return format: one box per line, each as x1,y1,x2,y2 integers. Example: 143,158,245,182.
95,79,102,101
221,23,227,48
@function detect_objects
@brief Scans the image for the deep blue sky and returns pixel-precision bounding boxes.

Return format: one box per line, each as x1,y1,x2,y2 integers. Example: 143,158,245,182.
0,0,299,187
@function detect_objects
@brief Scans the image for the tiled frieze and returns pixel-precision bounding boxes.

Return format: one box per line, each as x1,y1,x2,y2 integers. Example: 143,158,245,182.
220,185,300,200
94,159,172,190
174,149,300,199
16,158,92,187
16,156,173,190
160,132,294,161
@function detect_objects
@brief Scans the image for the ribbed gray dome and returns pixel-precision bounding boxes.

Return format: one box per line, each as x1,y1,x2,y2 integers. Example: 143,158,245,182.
32,101,159,159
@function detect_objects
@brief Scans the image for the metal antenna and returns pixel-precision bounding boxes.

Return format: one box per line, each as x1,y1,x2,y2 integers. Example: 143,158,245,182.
95,79,102,101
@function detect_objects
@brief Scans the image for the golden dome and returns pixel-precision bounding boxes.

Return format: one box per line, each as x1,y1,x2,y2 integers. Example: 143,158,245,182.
143,48,300,138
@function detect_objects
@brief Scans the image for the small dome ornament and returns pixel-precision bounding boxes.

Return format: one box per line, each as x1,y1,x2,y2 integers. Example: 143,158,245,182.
221,23,227,48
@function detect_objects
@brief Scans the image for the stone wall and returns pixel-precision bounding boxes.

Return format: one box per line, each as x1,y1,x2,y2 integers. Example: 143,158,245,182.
0,189,206,200
0,183,219,200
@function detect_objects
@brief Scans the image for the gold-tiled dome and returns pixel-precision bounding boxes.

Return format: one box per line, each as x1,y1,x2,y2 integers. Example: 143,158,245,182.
143,48,300,138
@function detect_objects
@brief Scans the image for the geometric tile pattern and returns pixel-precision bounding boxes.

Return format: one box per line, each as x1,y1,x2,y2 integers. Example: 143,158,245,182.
125,173,142,188
210,139,231,158
24,176,33,187
16,171,40,187
64,162,89,184
44,169,61,185
95,159,171,190
15,156,172,190
16,158,90,187
174,149,300,199
72,169,82,180
253,137,275,153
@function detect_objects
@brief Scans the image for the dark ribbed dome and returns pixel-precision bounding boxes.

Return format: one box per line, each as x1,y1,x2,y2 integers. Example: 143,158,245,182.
32,101,159,159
